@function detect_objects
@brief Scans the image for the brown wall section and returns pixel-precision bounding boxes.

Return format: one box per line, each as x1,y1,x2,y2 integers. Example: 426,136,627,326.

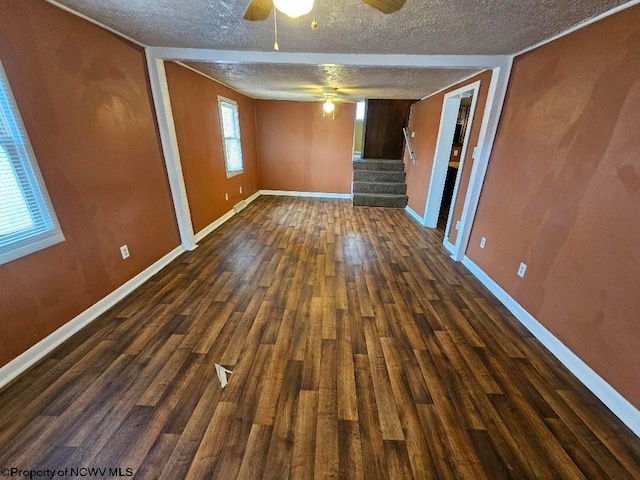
404,93,443,217
405,71,492,223
468,5,640,408
0,1,180,367
255,100,355,193
164,63,260,234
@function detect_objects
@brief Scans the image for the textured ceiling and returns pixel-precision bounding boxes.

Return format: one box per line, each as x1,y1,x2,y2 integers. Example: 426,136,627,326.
183,62,479,101
54,0,629,54
51,0,631,100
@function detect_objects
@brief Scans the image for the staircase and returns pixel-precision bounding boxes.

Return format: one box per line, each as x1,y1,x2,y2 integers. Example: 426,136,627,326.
352,158,408,208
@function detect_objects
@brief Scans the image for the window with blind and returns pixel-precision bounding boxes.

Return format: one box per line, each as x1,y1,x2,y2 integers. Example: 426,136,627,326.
0,61,64,266
217,96,244,177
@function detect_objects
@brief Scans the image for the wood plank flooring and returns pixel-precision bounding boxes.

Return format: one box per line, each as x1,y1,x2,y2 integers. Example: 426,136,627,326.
0,196,639,479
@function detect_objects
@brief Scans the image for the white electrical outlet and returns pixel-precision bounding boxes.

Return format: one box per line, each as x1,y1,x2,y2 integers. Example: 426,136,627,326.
517,262,527,278
225,193,229,201
455,221,461,231
120,245,130,259
480,237,486,249
239,186,243,194
411,132,415,138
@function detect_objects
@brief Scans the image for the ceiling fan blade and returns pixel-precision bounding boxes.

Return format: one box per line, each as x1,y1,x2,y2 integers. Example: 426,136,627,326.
243,0,273,21
362,0,406,14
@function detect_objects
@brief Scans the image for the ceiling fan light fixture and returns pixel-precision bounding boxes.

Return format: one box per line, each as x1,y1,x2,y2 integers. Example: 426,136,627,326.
322,97,336,119
273,0,314,19
322,100,335,114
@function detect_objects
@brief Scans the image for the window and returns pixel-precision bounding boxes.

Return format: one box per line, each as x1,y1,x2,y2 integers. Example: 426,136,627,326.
356,100,366,121
217,96,243,177
0,61,64,266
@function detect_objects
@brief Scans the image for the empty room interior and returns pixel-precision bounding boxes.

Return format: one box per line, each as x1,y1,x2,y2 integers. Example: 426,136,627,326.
1,0,640,478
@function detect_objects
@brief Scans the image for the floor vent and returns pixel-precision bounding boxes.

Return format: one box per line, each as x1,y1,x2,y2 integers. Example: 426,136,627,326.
233,200,247,214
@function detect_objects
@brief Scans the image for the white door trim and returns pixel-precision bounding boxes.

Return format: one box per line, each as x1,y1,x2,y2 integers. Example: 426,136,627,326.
423,80,481,229
145,53,197,251
443,80,481,242
451,61,513,261
422,96,461,228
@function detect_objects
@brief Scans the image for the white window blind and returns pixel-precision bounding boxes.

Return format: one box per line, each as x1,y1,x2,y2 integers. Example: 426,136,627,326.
0,61,64,265
218,97,243,176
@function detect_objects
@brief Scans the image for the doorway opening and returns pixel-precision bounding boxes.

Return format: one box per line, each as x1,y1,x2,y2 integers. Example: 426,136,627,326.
439,96,473,231
422,81,481,249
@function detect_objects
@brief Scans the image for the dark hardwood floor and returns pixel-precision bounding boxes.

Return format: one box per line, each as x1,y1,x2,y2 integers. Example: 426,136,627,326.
0,196,639,479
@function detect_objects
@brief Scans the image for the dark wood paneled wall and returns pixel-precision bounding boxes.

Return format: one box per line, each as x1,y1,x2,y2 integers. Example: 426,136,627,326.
362,99,413,159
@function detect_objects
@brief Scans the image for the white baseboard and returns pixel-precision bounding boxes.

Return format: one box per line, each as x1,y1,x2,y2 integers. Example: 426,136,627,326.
194,210,235,243
246,191,261,204
259,190,351,199
462,256,640,438
233,200,247,213
194,191,262,243
0,190,343,391
0,245,185,391
443,239,455,254
14,192,636,438
1,189,267,390
405,205,425,225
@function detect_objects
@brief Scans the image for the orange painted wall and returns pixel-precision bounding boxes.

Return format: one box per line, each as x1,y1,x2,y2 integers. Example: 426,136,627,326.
405,70,492,223
0,1,180,367
255,100,355,193
467,5,640,408
164,63,260,235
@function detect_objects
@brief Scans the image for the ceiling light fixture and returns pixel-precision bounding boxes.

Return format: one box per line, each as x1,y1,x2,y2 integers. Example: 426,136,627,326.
322,87,338,119
273,0,314,19
323,100,335,114
270,0,317,51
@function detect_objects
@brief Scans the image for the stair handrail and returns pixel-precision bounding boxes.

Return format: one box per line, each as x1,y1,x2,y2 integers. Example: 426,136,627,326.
403,127,417,166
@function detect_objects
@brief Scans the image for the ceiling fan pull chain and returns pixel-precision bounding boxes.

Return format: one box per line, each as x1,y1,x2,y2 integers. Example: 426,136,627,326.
273,8,280,51
311,2,318,30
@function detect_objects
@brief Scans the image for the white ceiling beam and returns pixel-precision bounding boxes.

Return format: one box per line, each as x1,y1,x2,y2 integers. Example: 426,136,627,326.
147,47,510,69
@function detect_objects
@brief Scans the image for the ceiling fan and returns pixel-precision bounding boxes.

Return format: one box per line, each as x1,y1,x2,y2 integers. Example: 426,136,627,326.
243,0,407,21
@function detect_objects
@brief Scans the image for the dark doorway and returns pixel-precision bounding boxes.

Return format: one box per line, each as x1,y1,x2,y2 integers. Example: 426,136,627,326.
438,96,473,231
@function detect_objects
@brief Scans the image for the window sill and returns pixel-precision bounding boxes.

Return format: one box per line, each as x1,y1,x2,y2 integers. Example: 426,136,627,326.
0,229,65,266
226,170,243,179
